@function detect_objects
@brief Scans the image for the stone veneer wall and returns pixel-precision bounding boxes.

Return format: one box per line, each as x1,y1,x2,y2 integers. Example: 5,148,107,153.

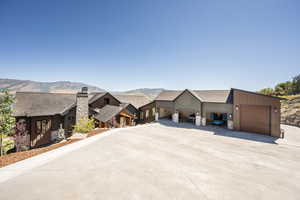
76,90,89,124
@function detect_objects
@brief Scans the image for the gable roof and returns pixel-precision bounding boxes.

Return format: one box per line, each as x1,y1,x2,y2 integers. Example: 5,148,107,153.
88,92,107,104
155,89,231,103
113,94,151,108
193,90,231,103
94,105,127,122
14,92,77,117
155,90,182,101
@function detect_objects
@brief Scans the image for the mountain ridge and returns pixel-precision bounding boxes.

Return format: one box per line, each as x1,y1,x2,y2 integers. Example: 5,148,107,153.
0,78,164,99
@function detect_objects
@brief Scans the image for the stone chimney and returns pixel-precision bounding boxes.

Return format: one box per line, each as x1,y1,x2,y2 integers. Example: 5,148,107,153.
76,87,89,124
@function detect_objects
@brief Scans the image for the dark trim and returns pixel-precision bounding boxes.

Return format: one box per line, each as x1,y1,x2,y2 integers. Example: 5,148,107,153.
89,92,122,105
231,88,285,100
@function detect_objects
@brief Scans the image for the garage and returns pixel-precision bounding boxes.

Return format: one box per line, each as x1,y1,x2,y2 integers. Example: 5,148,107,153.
240,105,270,135
233,88,282,137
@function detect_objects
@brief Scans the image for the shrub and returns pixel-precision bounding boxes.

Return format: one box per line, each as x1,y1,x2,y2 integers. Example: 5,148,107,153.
2,138,14,155
73,117,95,134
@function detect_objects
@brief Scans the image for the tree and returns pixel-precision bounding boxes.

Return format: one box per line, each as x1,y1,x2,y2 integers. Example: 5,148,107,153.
0,90,16,156
274,81,294,96
259,88,275,96
293,74,300,94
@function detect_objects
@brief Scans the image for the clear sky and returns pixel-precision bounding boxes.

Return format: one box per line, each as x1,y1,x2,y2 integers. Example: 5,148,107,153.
0,0,299,91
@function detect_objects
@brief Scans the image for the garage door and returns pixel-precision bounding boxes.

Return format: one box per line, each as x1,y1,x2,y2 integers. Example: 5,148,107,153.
240,105,270,135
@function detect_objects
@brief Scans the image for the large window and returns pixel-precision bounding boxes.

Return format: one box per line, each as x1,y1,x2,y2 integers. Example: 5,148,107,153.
145,110,149,119
36,119,51,135
140,112,144,120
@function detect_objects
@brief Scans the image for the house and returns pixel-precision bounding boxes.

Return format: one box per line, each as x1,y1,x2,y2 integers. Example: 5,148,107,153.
139,88,282,137
13,88,151,149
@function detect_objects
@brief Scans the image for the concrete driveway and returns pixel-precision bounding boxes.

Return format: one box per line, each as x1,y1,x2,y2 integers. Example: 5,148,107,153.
0,120,300,200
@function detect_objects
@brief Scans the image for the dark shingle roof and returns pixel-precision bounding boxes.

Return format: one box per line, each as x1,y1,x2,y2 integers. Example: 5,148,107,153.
155,89,232,103
14,92,77,117
94,105,123,122
88,92,107,104
113,94,151,108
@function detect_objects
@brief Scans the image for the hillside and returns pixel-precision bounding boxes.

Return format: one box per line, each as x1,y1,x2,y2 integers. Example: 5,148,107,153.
124,88,164,100
0,79,163,99
281,95,300,127
0,79,105,93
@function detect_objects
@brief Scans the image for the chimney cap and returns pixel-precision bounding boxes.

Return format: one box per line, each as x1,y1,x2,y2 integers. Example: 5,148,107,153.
81,87,88,93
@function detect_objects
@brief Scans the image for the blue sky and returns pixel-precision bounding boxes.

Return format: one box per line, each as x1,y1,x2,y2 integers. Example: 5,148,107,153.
0,0,299,91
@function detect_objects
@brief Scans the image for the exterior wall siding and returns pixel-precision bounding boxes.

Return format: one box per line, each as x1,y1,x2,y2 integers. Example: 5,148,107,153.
139,102,156,123
174,90,201,121
203,103,233,120
90,93,120,110
63,107,76,136
156,100,174,112
233,89,281,137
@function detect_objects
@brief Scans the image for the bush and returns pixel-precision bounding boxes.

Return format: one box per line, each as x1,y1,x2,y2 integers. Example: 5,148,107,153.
2,138,14,155
73,117,95,134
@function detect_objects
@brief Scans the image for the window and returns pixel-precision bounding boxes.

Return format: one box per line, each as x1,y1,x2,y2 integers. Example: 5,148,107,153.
36,119,51,134
152,107,156,116
145,110,149,119
104,98,110,105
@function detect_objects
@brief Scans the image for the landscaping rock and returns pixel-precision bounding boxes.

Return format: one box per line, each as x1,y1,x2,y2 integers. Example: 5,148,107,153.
281,97,300,127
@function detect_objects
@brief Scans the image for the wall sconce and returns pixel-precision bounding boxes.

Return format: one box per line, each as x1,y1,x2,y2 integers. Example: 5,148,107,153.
274,108,278,113
235,105,239,111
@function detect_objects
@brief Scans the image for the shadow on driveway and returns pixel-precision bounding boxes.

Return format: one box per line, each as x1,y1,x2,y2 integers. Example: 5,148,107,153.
156,120,278,144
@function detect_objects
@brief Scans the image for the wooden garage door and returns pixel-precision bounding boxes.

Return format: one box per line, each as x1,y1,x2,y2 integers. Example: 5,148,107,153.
240,105,270,135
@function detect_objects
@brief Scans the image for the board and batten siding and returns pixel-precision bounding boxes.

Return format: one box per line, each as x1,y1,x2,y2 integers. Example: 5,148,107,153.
174,90,201,112
90,93,120,110
139,101,156,123
233,89,281,137
156,100,174,112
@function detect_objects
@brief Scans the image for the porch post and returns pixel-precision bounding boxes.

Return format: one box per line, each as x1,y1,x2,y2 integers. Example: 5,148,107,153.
195,112,201,126
155,112,159,121
227,113,234,130
172,111,179,123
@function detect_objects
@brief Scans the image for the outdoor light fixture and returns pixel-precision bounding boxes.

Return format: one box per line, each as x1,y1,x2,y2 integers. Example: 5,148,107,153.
235,105,239,111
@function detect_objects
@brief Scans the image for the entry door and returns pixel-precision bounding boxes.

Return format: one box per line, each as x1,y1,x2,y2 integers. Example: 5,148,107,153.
32,118,52,147
240,105,270,135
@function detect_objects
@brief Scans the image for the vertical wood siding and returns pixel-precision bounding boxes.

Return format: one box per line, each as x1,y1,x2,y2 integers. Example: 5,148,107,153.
233,89,281,137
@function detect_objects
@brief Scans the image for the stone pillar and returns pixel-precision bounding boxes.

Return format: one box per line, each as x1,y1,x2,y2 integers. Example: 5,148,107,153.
227,120,234,130
195,112,201,126
172,111,179,123
155,112,159,121
201,117,206,126
227,113,234,130
76,87,89,124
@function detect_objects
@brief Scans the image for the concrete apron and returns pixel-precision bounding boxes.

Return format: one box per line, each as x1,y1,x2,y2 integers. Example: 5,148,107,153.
0,124,152,184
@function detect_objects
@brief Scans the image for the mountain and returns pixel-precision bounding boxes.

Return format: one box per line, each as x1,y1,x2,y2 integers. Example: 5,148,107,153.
0,79,105,93
124,88,165,100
